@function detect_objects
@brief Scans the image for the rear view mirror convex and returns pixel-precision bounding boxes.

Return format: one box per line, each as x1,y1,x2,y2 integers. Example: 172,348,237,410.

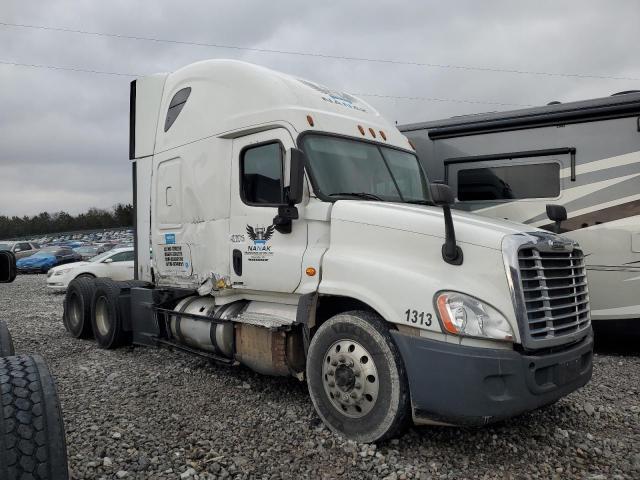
0,251,17,283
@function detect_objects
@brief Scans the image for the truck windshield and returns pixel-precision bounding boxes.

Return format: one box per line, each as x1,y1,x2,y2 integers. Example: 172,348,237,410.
300,135,430,203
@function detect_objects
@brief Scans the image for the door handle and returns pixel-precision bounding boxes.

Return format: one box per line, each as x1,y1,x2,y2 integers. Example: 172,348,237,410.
232,249,242,276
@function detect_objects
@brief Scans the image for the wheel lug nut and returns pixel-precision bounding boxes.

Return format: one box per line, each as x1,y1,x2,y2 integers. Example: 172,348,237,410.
331,361,338,366
355,383,362,389
350,392,357,398
327,370,334,376
328,381,335,387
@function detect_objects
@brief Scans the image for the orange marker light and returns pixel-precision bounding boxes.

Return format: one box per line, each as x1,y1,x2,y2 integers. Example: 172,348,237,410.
437,294,458,335
357,125,365,135
368,128,376,138
379,130,387,141
307,115,314,127
305,267,317,277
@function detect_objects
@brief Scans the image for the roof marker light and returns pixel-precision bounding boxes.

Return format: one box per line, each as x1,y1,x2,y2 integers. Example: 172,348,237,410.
379,130,387,141
306,115,314,127
357,125,365,135
369,128,376,138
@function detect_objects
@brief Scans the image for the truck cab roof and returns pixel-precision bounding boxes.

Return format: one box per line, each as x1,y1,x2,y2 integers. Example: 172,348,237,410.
131,59,411,159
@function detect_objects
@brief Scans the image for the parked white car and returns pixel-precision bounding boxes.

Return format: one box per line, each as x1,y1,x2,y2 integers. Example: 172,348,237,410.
46,247,135,291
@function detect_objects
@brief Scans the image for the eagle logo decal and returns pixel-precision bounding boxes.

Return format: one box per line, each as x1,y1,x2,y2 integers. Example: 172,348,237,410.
246,224,276,245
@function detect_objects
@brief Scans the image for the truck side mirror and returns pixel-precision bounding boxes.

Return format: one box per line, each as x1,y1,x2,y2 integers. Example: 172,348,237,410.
430,183,463,265
0,251,17,283
273,148,306,234
546,204,567,234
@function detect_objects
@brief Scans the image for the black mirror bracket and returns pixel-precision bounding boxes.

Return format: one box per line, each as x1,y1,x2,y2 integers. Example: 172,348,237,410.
273,205,299,234
545,204,567,234
441,204,463,265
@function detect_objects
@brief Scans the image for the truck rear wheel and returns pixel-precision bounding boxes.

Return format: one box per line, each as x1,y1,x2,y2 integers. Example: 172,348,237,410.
0,355,69,480
0,320,15,356
306,310,410,443
91,279,130,349
63,277,95,339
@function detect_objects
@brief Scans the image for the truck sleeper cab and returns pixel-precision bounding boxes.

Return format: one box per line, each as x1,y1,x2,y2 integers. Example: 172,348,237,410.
63,60,593,442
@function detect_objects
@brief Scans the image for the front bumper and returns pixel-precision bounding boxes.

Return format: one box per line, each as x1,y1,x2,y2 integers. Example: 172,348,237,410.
390,330,593,426
46,280,67,290
18,266,48,273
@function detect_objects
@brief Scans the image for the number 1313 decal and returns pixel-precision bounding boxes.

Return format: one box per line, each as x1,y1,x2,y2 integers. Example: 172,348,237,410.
404,309,432,326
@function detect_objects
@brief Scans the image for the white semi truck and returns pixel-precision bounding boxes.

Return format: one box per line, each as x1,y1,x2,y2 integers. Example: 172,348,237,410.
63,60,593,442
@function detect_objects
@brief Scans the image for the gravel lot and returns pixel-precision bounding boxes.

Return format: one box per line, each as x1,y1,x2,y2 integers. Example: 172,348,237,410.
1,275,638,480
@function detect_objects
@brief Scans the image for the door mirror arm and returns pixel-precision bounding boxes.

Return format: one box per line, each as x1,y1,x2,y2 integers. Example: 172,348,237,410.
430,183,463,266
273,148,306,234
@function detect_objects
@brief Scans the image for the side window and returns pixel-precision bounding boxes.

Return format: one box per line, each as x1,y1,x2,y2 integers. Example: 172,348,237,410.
164,87,191,132
457,163,560,201
17,243,31,251
109,251,133,262
240,143,284,205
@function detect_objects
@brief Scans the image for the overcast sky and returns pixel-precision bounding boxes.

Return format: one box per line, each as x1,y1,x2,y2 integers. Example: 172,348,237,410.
1,0,638,216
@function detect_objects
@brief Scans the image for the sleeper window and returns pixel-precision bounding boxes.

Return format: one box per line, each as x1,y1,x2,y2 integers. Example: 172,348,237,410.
241,143,284,205
164,87,191,132
457,163,560,201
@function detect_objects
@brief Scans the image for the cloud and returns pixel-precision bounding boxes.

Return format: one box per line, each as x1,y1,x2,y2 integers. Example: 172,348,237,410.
0,0,638,215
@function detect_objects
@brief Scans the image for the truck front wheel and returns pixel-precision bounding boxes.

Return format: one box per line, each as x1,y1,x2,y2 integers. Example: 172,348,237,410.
306,310,410,442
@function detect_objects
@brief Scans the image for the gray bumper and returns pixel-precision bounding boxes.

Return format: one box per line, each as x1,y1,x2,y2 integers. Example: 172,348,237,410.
390,330,593,426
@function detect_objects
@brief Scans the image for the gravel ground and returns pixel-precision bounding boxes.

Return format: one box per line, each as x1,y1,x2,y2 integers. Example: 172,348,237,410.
1,274,638,480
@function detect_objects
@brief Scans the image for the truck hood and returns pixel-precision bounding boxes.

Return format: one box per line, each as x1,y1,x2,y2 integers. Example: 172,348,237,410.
331,201,532,250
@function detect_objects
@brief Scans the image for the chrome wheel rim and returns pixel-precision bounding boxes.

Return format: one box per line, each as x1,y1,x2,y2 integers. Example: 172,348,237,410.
322,339,379,418
94,296,110,336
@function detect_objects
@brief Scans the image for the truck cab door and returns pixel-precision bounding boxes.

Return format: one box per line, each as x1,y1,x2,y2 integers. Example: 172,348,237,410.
229,129,308,293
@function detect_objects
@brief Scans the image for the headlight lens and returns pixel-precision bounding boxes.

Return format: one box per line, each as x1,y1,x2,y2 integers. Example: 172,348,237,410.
435,292,514,342
53,269,69,276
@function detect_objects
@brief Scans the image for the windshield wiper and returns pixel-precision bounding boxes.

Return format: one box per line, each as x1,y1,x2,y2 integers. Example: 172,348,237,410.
405,199,434,206
328,192,383,201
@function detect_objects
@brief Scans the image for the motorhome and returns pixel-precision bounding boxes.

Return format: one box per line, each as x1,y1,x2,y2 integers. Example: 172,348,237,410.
63,60,593,442
400,92,640,329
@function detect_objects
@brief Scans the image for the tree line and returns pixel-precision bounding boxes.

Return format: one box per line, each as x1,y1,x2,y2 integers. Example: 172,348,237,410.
0,204,134,239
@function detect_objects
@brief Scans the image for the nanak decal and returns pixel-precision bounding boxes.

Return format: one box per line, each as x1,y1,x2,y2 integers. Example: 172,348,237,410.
297,78,367,113
245,224,276,262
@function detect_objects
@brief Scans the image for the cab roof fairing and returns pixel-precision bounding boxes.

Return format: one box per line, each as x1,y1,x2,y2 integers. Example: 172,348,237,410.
142,59,410,154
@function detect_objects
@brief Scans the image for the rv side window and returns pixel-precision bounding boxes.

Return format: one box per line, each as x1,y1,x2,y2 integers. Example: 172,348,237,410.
240,142,284,205
164,87,191,132
457,163,560,201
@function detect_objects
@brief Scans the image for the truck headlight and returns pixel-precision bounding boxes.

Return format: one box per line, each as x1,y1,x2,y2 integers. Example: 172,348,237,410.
435,292,514,342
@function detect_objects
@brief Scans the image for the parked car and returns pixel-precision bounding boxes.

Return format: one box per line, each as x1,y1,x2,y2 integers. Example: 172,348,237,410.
0,241,41,259
16,247,81,273
73,245,99,260
46,247,135,290
96,243,117,254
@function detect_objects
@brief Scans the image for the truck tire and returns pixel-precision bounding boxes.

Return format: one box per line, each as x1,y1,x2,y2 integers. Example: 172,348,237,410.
0,355,69,480
0,321,15,356
91,279,130,349
62,277,95,339
306,310,410,443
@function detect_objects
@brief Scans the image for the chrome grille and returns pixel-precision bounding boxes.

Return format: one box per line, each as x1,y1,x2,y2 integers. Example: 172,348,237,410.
517,247,590,340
